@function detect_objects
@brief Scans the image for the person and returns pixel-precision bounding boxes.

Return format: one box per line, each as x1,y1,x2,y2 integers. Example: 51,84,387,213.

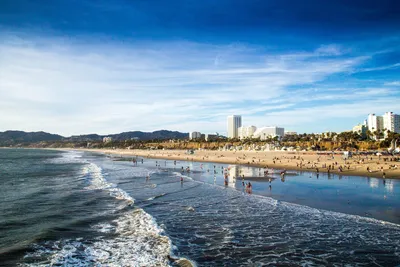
146,175,150,181
248,182,252,193
180,177,184,183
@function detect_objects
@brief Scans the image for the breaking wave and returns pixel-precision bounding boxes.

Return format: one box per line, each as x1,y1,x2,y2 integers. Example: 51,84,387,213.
21,158,197,266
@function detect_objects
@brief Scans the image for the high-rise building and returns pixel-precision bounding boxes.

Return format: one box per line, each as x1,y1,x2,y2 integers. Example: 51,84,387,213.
383,112,400,134
238,126,257,139
189,131,201,140
367,114,383,133
227,115,242,138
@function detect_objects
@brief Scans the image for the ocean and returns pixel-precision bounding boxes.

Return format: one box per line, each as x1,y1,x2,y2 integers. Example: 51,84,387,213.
1,148,400,266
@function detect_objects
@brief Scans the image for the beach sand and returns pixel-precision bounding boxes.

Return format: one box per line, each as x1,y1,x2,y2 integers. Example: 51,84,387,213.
73,148,400,179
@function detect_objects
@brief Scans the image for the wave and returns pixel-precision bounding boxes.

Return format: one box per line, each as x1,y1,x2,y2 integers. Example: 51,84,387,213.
146,193,167,201
21,208,196,266
21,160,196,266
82,162,134,204
172,172,194,181
172,167,400,228
46,150,84,164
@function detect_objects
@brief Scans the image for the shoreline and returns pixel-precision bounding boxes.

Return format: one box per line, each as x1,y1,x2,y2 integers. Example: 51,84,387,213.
58,148,400,179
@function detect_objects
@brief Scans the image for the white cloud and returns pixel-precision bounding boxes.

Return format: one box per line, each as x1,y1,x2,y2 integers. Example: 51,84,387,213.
384,81,400,86
0,35,397,136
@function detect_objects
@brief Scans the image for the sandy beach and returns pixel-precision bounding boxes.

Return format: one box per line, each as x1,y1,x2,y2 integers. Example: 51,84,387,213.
74,148,400,179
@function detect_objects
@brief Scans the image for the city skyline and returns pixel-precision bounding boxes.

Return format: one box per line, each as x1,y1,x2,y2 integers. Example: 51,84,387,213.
1,1,400,136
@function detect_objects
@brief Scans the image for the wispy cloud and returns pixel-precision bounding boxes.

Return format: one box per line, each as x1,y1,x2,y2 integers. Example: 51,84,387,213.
384,81,400,86
0,33,398,136
357,63,400,72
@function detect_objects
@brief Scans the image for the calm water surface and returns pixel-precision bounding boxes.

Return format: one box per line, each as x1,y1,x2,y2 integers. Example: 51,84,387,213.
1,148,399,266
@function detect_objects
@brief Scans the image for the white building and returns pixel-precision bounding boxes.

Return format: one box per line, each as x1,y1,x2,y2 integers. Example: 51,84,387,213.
103,137,112,143
238,126,257,139
189,131,201,140
383,112,400,134
227,115,242,139
367,113,384,133
253,126,285,140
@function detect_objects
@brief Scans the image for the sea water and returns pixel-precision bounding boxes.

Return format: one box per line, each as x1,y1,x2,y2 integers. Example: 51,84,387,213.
0,149,399,266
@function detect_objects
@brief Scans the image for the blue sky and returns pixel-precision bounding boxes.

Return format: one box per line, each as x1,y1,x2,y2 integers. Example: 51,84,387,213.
0,0,399,136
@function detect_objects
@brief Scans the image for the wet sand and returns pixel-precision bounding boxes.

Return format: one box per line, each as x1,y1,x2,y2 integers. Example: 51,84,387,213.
73,148,400,179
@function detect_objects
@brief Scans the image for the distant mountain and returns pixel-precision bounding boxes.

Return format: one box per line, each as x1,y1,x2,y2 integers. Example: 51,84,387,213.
110,130,188,141
66,130,188,141
0,131,63,145
0,130,188,145
66,134,102,141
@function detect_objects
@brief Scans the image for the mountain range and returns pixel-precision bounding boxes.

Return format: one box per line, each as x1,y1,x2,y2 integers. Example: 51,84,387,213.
0,130,188,145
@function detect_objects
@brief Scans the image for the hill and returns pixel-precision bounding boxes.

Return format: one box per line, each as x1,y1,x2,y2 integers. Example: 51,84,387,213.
0,131,63,145
0,130,188,145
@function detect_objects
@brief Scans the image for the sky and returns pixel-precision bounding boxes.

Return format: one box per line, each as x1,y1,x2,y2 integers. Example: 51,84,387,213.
0,0,399,136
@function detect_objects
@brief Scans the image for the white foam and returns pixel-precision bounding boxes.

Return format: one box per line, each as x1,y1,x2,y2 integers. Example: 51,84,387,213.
91,222,115,233
172,171,194,181
82,162,134,204
47,150,84,164
22,209,174,266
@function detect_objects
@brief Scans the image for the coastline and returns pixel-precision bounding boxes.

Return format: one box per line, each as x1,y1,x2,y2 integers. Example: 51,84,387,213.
59,148,400,179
